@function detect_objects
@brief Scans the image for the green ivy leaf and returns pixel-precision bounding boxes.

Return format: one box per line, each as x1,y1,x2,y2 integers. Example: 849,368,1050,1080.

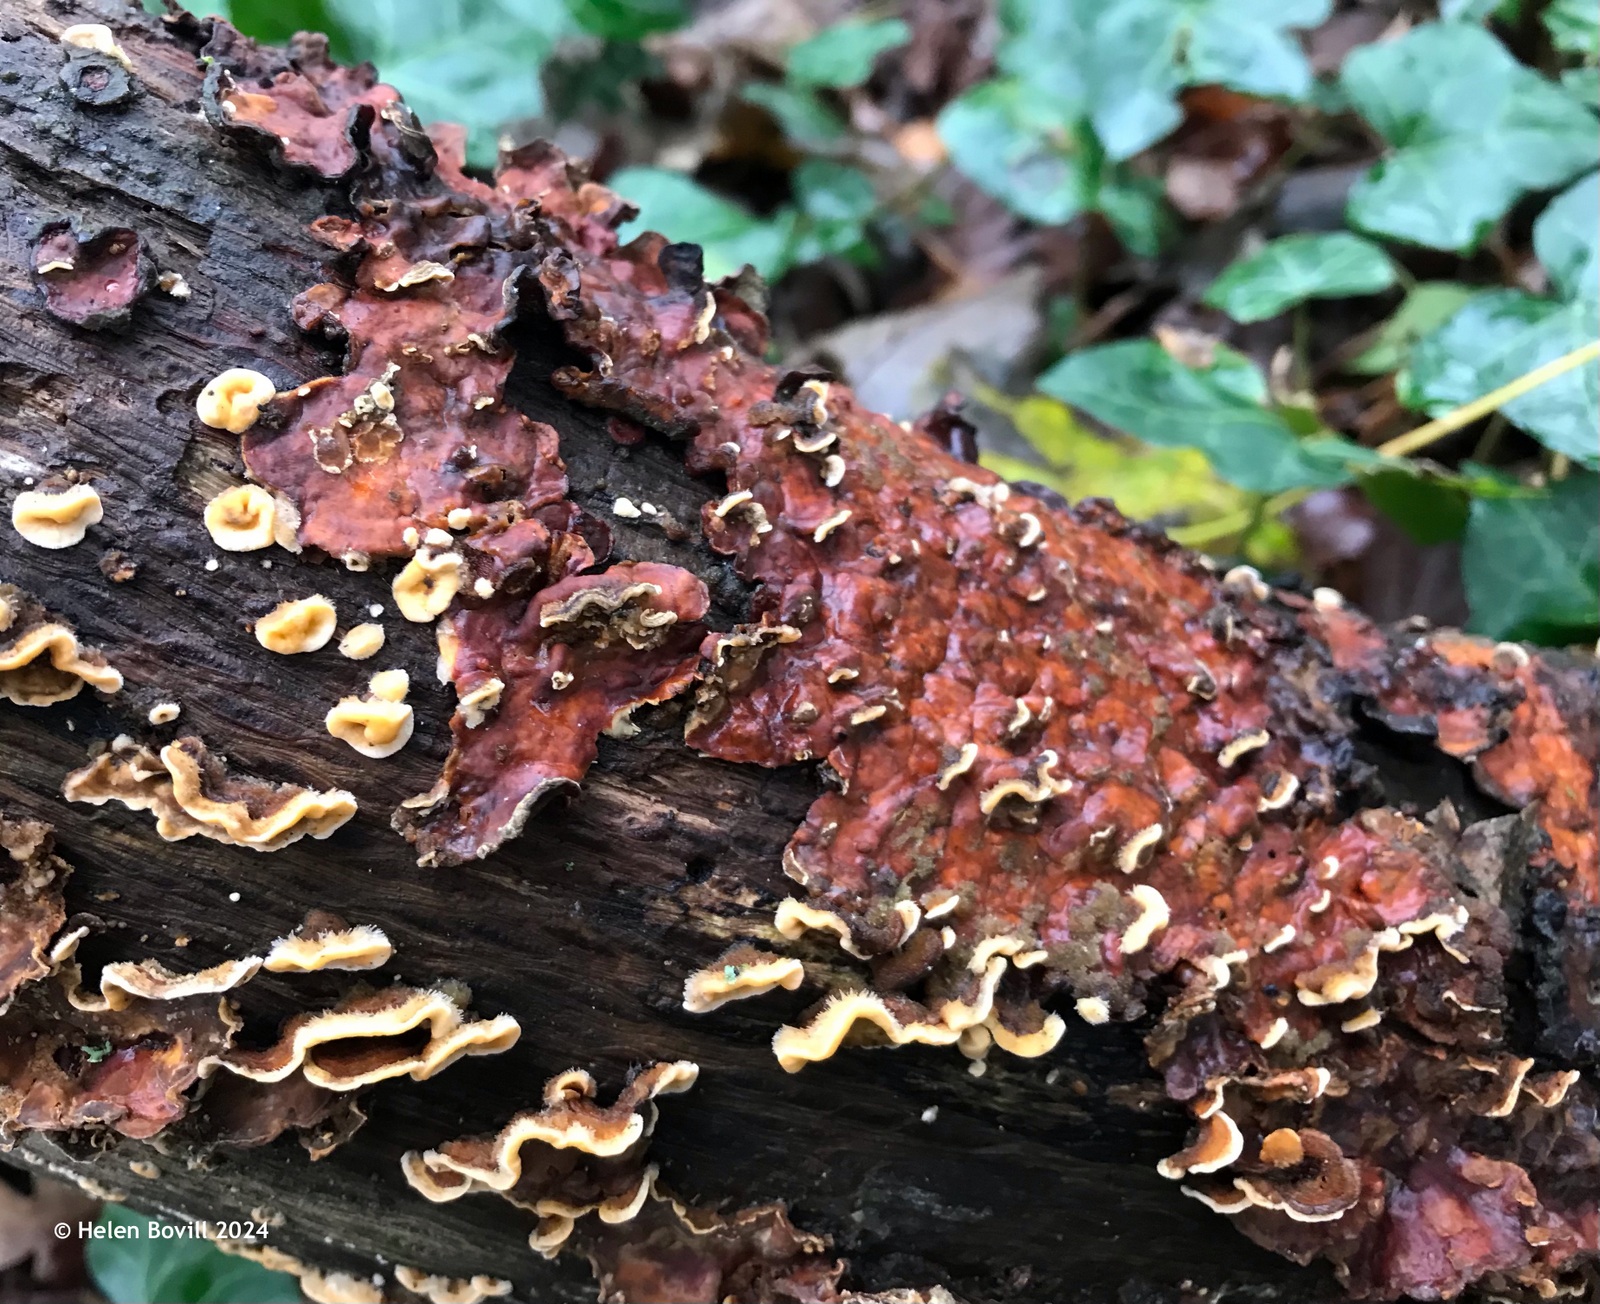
999,0,1330,161
1349,282,1480,375
1203,233,1397,322
1462,470,1600,643
937,79,1095,226
1037,340,1369,493
608,167,794,280
1401,290,1600,466
1359,467,1470,545
89,1209,300,1304
1561,67,1600,108
740,83,846,146
1343,24,1598,253
563,0,688,40
790,160,879,265
1544,0,1600,60
787,18,911,88
1534,171,1600,304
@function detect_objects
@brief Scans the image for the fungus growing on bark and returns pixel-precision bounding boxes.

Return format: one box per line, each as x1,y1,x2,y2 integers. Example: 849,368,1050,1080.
393,1267,511,1304
210,985,518,1089
0,814,71,1012
11,484,103,549
63,735,356,851
264,911,392,973
203,484,281,551
147,702,181,725
31,222,151,330
338,623,385,660
1156,1112,1244,1179
396,563,708,866
255,595,338,654
683,945,805,1014
60,23,133,69
1232,1128,1362,1223
393,546,463,622
196,369,277,434
402,1060,697,1204
326,668,413,758
59,949,261,1014
0,585,123,706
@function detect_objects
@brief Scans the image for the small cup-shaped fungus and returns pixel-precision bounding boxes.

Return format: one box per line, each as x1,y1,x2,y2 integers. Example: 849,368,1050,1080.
338,623,386,660
256,596,337,655
196,368,277,434
11,484,103,549
393,547,464,622
326,669,414,758
204,484,277,551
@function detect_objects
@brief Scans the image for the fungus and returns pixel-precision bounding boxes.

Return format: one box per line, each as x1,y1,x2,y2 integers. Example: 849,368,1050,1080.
147,702,181,725
1156,1112,1244,1179
338,623,385,660
264,912,392,973
1217,729,1271,768
11,485,103,550
393,548,463,622
210,985,518,1089
31,223,151,330
683,945,805,1014
1118,824,1165,874
393,1267,511,1304
326,668,414,758
402,1060,696,1204
60,23,133,69
0,585,123,706
256,596,337,654
0,814,72,1012
1295,936,1383,1006
1340,1008,1381,1033
773,900,871,960
203,485,278,551
1120,885,1170,955
196,369,277,434
1232,1128,1361,1223
61,950,262,1013
396,563,708,866
63,735,356,852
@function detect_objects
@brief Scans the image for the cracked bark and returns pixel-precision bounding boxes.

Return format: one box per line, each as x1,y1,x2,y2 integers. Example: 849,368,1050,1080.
0,4,1593,1304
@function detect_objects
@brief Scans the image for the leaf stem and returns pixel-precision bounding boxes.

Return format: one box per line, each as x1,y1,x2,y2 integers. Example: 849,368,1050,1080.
1376,338,1600,459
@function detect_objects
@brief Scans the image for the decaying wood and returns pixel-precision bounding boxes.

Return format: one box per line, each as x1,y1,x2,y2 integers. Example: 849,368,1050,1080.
0,5,1594,1304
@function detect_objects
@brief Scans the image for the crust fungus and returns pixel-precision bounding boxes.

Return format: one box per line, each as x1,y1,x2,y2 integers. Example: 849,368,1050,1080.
31,223,151,329
0,585,123,706
264,912,393,973
1232,1129,1362,1223
211,985,519,1089
326,668,414,758
11,484,103,550
396,563,708,866
256,595,338,654
683,945,805,1014
196,369,277,434
63,735,356,851
0,814,71,1012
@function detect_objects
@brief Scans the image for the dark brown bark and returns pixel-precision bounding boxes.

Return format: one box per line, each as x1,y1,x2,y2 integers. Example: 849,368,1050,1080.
0,6,1591,1304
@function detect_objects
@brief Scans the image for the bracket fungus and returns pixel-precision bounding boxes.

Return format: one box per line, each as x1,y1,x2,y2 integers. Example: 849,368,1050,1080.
63,735,356,851
196,369,278,435
326,668,414,758
0,585,123,706
11,483,103,550
392,1267,511,1304
256,595,338,654
338,622,385,660
210,985,519,1090
683,945,805,1014
264,911,393,973
203,483,286,552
